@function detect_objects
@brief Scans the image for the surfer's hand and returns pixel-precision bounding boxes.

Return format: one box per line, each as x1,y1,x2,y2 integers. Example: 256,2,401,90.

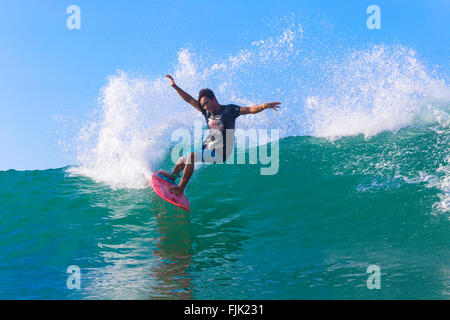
166,74,176,87
263,102,281,111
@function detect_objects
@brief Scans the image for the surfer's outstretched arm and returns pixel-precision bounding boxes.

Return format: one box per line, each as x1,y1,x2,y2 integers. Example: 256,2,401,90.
166,74,202,112
240,102,281,115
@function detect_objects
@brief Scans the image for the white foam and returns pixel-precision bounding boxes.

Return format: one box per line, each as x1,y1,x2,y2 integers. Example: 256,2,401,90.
67,71,200,189
67,23,305,189
435,157,450,213
304,45,450,139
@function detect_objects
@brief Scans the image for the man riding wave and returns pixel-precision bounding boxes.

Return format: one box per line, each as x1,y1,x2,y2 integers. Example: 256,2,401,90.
160,74,281,196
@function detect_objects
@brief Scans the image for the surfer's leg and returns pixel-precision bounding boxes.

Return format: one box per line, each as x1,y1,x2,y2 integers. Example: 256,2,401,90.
168,146,201,180
167,152,195,196
159,156,185,181
172,156,186,177
178,152,195,190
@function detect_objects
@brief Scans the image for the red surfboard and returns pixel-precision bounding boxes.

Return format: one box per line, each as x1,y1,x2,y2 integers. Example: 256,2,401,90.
151,171,190,212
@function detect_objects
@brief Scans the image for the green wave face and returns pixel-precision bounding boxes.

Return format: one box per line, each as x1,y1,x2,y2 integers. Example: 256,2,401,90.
0,126,448,299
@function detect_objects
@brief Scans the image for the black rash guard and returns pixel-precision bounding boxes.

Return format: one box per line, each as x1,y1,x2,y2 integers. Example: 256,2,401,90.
200,104,241,161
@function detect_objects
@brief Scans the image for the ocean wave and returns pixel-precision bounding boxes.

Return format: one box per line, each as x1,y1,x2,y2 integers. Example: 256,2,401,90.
65,22,449,196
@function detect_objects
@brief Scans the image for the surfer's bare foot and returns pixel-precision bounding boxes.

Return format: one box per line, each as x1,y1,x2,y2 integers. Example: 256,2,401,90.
167,185,184,196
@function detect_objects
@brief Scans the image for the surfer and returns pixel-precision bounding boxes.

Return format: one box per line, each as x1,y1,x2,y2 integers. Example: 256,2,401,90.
161,74,281,196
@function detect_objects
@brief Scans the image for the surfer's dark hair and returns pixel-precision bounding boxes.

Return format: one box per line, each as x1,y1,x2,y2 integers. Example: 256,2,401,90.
198,88,217,102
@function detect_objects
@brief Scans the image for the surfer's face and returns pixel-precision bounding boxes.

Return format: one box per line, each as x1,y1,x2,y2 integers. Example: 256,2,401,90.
200,96,219,113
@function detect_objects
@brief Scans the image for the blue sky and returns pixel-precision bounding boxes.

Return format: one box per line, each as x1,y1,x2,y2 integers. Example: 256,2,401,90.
0,0,448,170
